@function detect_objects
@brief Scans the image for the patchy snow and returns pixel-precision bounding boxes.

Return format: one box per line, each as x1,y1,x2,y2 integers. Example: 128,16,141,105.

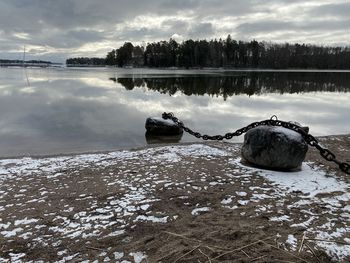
229,157,350,261
0,143,349,262
274,126,304,142
0,222,11,229
107,230,125,237
55,253,80,263
14,218,38,226
134,215,168,223
237,200,249,206
8,253,26,261
291,216,316,228
315,230,350,260
0,144,230,261
1,227,23,237
221,196,233,204
114,252,124,260
286,234,298,251
149,117,177,126
231,158,346,197
0,144,228,181
260,165,346,198
191,207,211,216
270,215,291,222
129,252,147,263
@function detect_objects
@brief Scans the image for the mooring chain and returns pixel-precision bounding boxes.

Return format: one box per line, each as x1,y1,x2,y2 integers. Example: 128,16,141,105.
162,112,350,175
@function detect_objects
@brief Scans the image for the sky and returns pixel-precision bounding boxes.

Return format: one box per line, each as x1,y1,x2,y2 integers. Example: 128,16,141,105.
1,0,350,63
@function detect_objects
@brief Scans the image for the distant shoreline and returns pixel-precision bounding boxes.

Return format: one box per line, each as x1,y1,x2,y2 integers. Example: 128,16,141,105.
0,59,62,68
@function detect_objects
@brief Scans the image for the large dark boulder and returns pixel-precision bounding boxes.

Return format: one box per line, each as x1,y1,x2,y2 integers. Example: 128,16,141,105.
241,126,308,170
145,117,183,136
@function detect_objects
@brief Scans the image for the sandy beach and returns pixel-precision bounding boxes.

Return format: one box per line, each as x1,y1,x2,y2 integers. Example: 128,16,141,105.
0,135,349,262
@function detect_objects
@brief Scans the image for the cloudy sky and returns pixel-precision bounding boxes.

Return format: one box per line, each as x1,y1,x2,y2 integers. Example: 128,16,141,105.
1,0,350,62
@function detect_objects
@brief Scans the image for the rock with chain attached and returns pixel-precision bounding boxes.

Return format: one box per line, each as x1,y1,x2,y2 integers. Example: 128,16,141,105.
241,126,308,170
145,117,183,135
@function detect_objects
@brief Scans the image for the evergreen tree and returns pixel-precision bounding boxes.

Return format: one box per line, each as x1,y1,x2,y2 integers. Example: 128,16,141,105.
105,49,117,65
116,42,134,67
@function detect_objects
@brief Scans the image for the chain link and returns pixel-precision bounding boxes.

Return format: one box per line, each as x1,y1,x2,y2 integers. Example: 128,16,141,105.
162,112,350,175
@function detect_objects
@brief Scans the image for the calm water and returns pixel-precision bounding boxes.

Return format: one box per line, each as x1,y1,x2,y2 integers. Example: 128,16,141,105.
0,67,350,157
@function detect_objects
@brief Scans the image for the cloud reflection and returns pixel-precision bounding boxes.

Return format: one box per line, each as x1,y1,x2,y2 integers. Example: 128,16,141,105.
0,68,349,157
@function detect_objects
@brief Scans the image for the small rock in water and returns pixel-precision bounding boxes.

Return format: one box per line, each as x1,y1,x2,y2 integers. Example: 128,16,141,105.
145,117,183,135
241,126,308,170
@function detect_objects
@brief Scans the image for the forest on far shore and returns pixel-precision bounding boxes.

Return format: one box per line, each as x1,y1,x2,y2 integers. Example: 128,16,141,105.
66,35,350,69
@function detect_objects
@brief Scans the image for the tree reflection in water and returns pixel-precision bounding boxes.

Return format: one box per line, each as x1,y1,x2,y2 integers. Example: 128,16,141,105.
113,72,350,100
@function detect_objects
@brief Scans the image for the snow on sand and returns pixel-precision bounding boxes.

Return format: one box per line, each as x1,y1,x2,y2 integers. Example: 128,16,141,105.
0,143,349,262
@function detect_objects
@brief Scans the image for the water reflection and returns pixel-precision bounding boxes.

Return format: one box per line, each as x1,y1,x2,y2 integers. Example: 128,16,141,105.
0,68,349,157
145,132,183,144
114,72,350,99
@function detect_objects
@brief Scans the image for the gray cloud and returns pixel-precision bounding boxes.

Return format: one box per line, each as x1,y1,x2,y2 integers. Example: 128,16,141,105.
162,19,189,31
117,27,165,42
0,0,349,62
46,30,107,48
310,2,350,18
236,21,293,35
188,22,215,39
159,0,200,10
236,19,350,35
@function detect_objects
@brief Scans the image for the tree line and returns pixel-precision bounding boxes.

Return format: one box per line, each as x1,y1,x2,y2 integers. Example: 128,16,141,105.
0,59,53,64
66,35,350,69
66,57,106,66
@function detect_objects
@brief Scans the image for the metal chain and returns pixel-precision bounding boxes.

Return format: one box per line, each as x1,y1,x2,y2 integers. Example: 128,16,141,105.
162,112,350,175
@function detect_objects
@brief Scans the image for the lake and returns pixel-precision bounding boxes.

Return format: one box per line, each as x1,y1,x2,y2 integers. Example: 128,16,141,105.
0,67,349,157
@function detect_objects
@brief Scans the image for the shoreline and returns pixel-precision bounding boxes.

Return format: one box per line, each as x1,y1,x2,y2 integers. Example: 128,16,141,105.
1,133,349,160
0,135,349,262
